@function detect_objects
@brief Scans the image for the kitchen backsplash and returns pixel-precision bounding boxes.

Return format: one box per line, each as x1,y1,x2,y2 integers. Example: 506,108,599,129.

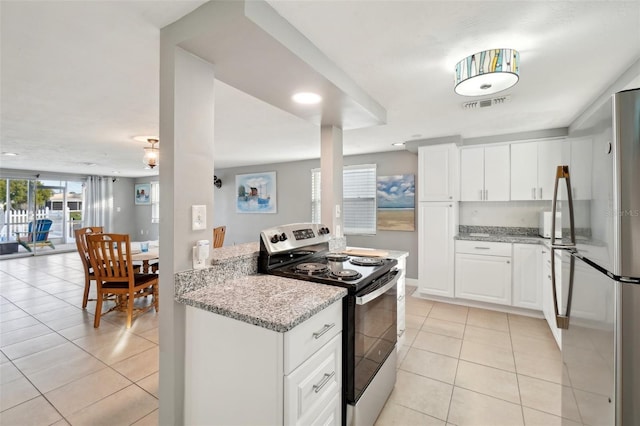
459,200,591,228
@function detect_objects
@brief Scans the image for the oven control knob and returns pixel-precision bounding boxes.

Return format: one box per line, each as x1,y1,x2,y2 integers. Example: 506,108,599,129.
323,227,331,235
278,232,287,241
270,234,279,244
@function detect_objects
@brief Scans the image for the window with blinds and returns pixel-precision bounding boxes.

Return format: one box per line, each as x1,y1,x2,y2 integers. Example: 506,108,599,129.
151,181,159,224
311,164,377,235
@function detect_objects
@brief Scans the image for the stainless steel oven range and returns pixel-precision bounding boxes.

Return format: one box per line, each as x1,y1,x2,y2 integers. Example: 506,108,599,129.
258,223,399,426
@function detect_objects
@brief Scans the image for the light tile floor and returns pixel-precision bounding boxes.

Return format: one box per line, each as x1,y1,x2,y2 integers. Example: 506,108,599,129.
1,253,573,426
375,287,580,426
0,252,158,425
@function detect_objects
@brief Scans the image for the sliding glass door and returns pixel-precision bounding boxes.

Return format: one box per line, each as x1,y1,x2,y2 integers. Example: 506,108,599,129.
0,177,84,257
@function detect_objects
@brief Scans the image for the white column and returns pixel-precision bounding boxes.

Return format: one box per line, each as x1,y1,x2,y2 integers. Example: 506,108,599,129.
320,125,345,250
159,46,215,424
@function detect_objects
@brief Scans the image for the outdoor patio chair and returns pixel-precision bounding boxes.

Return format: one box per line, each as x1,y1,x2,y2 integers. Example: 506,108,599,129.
14,219,55,252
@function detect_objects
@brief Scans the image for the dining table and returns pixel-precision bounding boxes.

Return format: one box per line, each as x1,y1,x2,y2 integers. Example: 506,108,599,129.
131,248,159,274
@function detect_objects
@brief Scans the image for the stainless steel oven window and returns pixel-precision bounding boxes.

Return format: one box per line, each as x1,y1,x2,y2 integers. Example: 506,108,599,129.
353,280,397,401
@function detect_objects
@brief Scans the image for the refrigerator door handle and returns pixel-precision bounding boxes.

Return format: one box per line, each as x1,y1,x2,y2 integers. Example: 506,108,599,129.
550,165,577,249
551,247,575,329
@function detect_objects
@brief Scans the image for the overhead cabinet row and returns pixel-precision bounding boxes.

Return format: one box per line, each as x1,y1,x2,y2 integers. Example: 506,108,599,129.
418,138,592,202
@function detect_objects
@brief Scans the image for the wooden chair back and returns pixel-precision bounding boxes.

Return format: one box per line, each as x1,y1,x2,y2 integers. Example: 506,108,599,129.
85,233,159,328
74,226,104,309
213,226,226,248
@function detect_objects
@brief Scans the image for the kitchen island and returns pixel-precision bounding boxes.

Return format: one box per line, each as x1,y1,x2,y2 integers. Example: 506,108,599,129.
174,242,347,425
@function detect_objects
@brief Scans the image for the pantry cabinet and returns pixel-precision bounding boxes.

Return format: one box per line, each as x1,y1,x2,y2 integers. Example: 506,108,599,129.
418,202,457,297
460,145,510,201
418,144,459,201
510,140,564,200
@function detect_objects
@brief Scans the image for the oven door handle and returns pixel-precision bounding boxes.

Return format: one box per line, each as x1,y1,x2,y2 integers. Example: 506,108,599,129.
355,270,400,305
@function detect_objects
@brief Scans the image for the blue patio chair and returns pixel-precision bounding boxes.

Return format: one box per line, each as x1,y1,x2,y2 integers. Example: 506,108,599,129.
15,219,55,252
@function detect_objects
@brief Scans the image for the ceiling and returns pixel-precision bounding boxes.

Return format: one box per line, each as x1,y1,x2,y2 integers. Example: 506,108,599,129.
1,1,639,178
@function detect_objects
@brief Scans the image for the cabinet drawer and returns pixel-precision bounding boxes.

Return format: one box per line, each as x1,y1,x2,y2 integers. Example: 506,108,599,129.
456,240,512,257
284,300,342,374
285,334,341,425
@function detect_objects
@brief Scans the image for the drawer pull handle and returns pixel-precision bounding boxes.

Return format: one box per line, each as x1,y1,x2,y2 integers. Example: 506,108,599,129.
312,323,335,339
474,247,491,250
313,371,335,393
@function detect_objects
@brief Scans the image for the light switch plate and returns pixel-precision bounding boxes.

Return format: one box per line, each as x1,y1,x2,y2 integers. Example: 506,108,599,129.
192,205,206,231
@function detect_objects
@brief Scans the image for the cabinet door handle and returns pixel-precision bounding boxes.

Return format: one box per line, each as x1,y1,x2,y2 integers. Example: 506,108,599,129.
485,189,488,200
538,187,543,199
449,196,452,200
312,323,335,339
313,371,335,393
531,187,536,199
479,190,483,200
474,247,491,250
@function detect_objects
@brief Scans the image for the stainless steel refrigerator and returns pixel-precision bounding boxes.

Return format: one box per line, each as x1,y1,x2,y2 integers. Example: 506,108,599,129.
549,87,639,425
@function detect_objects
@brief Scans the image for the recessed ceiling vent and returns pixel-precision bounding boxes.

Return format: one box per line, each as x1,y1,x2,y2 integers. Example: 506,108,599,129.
462,95,511,110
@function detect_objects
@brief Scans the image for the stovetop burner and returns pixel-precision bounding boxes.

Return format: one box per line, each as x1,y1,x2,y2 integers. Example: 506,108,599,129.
350,257,385,267
329,269,362,281
325,253,350,262
294,262,329,275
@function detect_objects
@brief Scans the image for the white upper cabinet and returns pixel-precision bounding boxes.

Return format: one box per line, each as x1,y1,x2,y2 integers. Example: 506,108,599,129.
568,138,593,200
418,144,459,201
460,145,510,201
510,139,564,200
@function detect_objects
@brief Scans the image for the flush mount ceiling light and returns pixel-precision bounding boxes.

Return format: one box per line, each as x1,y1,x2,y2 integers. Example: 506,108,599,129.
292,92,322,105
142,138,159,169
454,49,520,97
2,152,18,156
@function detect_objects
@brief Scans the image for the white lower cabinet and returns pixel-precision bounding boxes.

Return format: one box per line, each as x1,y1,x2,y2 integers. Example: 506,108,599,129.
541,246,562,348
512,244,542,309
184,299,343,425
454,241,512,305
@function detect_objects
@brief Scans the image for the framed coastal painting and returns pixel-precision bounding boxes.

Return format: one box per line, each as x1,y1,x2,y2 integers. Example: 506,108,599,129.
135,183,151,205
236,171,277,213
376,174,415,231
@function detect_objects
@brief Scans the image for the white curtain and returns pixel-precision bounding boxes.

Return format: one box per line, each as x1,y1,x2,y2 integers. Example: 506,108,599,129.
83,176,114,230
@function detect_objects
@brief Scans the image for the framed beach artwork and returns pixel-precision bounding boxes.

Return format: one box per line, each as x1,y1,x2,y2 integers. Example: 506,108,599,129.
135,183,151,205
236,171,277,213
376,174,415,231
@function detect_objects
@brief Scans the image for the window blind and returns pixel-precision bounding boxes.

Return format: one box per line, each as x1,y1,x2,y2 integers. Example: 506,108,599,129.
151,181,160,224
311,164,377,235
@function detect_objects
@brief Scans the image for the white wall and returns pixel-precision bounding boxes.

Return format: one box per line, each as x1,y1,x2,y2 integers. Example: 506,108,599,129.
213,150,419,278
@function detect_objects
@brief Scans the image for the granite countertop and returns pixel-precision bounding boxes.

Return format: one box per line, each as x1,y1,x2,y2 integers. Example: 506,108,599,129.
177,274,346,333
455,233,545,245
211,241,260,264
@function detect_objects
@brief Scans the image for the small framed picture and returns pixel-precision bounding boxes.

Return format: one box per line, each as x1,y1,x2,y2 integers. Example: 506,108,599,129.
135,183,151,205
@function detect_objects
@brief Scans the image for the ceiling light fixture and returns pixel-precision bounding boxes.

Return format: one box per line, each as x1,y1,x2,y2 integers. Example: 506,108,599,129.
391,142,405,147
292,92,322,105
454,49,520,97
2,152,18,156
142,138,159,169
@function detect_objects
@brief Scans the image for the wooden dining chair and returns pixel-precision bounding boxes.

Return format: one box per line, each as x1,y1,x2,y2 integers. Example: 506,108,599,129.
74,226,104,309
213,226,226,248
86,233,159,328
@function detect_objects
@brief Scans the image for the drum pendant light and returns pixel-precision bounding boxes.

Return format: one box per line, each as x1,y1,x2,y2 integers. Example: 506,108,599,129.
454,49,520,97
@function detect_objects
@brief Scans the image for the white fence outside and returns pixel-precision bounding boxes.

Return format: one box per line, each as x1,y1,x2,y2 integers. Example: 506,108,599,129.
1,208,81,243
